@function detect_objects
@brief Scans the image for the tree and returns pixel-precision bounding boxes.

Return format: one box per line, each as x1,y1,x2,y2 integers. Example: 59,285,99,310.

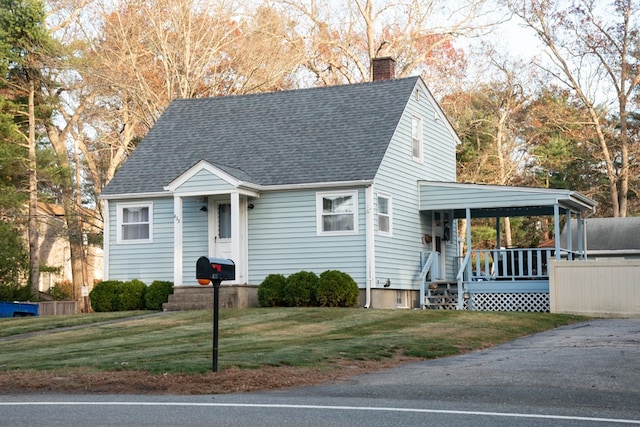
77,0,302,198
442,56,531,246
0,0,57,294
276,0,486,89
518,87,605,193
503,0,640,217
219,5,305,94
0,221,29,298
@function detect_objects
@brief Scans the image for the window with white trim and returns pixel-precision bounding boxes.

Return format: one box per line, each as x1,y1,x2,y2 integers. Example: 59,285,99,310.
412,115,423,162
377,194,392,235
317,191,358,235
117,202,153,243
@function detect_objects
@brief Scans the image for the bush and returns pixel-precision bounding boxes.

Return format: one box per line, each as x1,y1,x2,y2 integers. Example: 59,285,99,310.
0,221,28,291
89,280,124,312
120,279,147,310
49,280,72,300
0,284,33,301
316,270,359,307
257,274,287,307
145,280,174,310
284,271,318,307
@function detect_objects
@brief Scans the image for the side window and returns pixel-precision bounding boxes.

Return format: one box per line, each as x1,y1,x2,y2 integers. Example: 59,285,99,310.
317,191,358,235
377,194,392,235
412,115,423,162
117,202,153,243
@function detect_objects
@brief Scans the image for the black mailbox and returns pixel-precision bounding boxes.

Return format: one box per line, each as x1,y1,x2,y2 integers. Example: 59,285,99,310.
196,256,235,285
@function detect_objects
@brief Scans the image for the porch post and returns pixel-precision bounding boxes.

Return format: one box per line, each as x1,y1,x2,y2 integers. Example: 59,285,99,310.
576,212,584,259
466,208,472,253
231,191,240,282
566,210,573,260
496,216,501,249
553,204,561,260
173,195,183,285
460,208,472,311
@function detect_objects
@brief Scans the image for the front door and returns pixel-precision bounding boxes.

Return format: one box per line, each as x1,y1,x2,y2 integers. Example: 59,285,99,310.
211,201,232,259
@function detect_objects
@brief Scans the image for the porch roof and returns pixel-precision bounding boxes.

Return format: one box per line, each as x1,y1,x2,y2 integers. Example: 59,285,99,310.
418,181,597,219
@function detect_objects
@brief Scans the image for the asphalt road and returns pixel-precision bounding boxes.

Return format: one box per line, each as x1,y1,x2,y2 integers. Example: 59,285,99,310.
1,318,639,426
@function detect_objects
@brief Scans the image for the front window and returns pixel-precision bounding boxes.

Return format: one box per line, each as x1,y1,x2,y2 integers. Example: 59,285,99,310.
317,191,358,235
117,202,153,243
412,115,423,162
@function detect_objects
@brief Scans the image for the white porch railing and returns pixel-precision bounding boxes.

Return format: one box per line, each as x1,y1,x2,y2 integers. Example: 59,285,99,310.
470,248,555,281
419,251,440,308
421,247,586,311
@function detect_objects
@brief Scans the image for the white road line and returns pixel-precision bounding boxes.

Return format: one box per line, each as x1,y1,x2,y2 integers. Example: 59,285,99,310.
1,402,639,424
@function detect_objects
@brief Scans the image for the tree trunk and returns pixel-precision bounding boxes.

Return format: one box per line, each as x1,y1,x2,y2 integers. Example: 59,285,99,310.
496,111,513,247
28,79,40,296
63,197,87,303
46,127,87,304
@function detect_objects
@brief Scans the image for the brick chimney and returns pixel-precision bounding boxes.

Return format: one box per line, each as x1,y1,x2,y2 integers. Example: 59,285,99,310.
372,57,395,81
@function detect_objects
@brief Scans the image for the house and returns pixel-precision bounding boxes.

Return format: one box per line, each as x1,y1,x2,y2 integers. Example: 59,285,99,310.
562,217,640,260
36,202,103,295
100,58,597,311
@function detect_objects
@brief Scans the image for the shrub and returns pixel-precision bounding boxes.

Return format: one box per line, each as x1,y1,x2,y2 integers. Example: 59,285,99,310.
145,280,174,310
317,270,359,307
89,280,124,312
257,274,287,307
0,284,33,301
49,280,72,300
120,279,147,310
284,271,318,307
0,221,28,291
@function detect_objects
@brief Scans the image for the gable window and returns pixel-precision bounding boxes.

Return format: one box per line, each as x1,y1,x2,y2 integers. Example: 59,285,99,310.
117,202,153,243
377,194,392,235
317,191,358,235
412,115,423,162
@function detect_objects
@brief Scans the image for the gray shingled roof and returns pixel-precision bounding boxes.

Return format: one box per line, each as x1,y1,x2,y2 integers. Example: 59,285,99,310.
101,77,421,196
563,217,640,251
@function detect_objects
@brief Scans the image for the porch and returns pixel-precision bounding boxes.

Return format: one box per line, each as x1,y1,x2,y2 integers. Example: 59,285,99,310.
417,182,597,312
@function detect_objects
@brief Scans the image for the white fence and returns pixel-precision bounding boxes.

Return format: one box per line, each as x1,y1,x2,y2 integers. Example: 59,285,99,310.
549,259,640,317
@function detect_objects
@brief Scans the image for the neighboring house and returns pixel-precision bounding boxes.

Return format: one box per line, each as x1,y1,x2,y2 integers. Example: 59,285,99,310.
37,202,103,294
37,202,69,292
100,58,596,311
562,217,640,260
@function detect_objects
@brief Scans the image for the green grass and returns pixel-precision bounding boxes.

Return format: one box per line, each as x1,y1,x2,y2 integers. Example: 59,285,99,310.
0,311,150,337
0,308,587,374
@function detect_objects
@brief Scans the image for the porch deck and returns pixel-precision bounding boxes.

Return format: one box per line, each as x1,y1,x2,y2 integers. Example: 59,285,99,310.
420,248,583,312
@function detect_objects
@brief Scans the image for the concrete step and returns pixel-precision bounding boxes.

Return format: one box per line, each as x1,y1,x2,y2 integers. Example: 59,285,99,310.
163,286,213,311
163,285,259,311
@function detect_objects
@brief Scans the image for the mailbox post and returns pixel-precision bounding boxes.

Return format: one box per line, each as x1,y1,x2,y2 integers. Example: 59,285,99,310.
196,256,235,372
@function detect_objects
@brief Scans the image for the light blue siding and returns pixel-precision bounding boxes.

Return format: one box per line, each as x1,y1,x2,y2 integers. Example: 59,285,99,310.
108,198,175,284
373,79,458,289
175,169,234,194
108,196,210,285
248,188,367,287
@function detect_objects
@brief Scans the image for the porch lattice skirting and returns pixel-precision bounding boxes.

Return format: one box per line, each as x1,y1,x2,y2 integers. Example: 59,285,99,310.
470,292,550,313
